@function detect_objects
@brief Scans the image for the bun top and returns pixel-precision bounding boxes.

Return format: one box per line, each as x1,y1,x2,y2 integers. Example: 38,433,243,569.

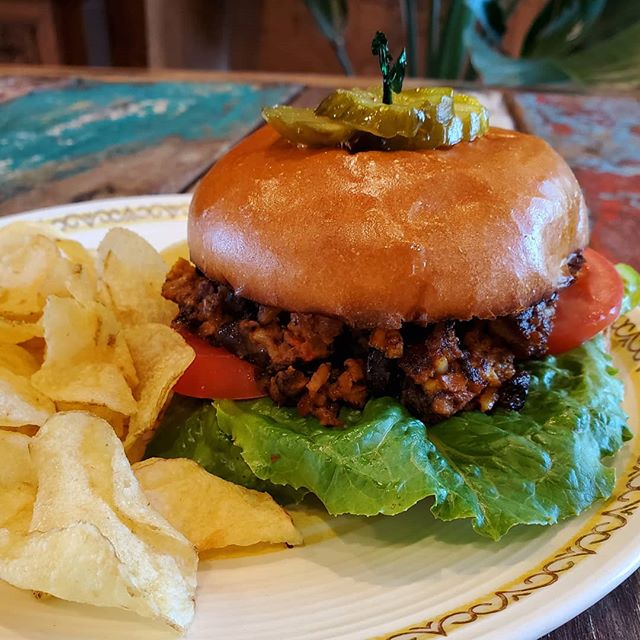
189,125,588,328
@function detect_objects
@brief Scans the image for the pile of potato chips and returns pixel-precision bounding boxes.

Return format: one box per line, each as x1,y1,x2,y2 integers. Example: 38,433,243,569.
0,414,198,631
0,223,192,454
0,223,302,633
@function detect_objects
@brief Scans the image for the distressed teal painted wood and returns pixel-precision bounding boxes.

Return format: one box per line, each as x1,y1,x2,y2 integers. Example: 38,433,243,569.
0,79,298,202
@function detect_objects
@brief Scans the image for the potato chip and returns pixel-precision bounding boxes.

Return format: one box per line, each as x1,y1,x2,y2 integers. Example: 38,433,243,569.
0,221,61,240
123,324,194,460
160,240,189,269
0,224,98,319
35,295,96,364
54,237,98,306
0,232,59,318
55,402,128,440
39,250,81,302
19,338,45,368
98,228,178,325
54,236,93,266
113,332,139,389
78,298,138,388
31,297,136,415
33,362,136,416
0,430,36,534
134,458,303,551
0,317,43,344
0,344,39,377
0,367,55,427
0,412,197,631
3,425,39,437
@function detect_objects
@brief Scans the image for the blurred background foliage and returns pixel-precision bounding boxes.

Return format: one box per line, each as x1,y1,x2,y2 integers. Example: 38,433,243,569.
302,0,640,87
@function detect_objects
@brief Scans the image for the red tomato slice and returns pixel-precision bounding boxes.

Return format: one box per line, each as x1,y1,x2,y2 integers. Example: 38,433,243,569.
175,332,265,400
547,248,623,355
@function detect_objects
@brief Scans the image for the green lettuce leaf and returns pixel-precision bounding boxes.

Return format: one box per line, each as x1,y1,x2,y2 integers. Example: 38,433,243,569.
427,335,630,537
149,335,630,540
146,395,306,504
216,396,462,517
214,336,629,540
617,263,640,315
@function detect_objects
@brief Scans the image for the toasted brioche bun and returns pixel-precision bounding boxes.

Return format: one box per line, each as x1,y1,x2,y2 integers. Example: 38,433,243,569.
189,125,588,328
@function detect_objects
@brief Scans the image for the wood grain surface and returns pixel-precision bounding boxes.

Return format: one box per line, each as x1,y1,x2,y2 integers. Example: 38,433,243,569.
0,76,299,215
511,92,640,270
0,67,638,640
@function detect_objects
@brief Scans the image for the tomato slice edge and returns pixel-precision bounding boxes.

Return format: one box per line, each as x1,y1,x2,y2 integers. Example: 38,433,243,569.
547,248,623,355
174,331,265,400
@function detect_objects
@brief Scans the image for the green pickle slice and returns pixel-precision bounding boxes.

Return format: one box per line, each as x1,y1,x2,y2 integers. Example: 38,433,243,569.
263,88,489,150
405,93,490,149
452,94,489,141
316,88,430,139
262,106,353,146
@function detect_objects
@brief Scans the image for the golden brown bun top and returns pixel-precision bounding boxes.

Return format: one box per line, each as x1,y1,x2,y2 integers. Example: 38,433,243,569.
189,125,588,328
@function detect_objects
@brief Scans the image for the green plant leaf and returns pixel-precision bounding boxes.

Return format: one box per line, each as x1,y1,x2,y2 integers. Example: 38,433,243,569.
302,0,348,40
525,0,608,57
303,0,353,75
402,0,419,75
557,21,640,88
436,0,475,79
464,21,569,85
496,0,521,14
465,0,640,87
465,0,506,44
581,0,640,42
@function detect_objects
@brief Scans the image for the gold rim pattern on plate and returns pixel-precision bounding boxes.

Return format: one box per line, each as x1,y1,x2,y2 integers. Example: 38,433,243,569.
613,316,640,375
377,312,640,639
29,201,640,640
44,202,188,233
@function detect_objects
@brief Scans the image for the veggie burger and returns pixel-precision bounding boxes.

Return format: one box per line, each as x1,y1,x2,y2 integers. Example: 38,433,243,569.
151,34,636,540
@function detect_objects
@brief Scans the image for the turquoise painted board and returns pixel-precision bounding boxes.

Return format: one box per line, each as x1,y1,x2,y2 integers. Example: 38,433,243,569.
0,79,298,201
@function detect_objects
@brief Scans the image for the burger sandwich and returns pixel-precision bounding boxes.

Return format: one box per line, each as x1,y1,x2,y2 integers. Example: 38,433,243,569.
149,34,639,540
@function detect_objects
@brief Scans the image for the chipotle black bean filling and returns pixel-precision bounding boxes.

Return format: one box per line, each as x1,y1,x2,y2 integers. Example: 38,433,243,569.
163,255,582,427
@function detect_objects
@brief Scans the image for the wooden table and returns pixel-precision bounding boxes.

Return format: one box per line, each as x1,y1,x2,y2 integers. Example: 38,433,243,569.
1,65,639,640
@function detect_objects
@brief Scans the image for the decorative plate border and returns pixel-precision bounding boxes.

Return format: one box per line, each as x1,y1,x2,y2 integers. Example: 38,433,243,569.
377,311,640,639
44,202,188,233
13,199,640,640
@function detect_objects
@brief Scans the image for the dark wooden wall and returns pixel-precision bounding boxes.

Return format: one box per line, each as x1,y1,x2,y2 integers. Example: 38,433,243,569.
0,0,421,74
145,0,424,75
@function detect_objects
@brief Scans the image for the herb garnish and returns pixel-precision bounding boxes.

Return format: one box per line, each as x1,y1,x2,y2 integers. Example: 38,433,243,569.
371,31,407,105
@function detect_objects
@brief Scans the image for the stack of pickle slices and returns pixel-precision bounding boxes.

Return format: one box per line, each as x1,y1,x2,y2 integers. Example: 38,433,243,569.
263,87,489,150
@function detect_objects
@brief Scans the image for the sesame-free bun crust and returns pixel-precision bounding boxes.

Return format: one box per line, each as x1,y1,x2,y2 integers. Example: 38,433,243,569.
189,125,588,328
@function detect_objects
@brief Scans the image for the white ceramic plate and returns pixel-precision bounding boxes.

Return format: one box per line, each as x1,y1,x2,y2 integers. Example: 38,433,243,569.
0,195,639,640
